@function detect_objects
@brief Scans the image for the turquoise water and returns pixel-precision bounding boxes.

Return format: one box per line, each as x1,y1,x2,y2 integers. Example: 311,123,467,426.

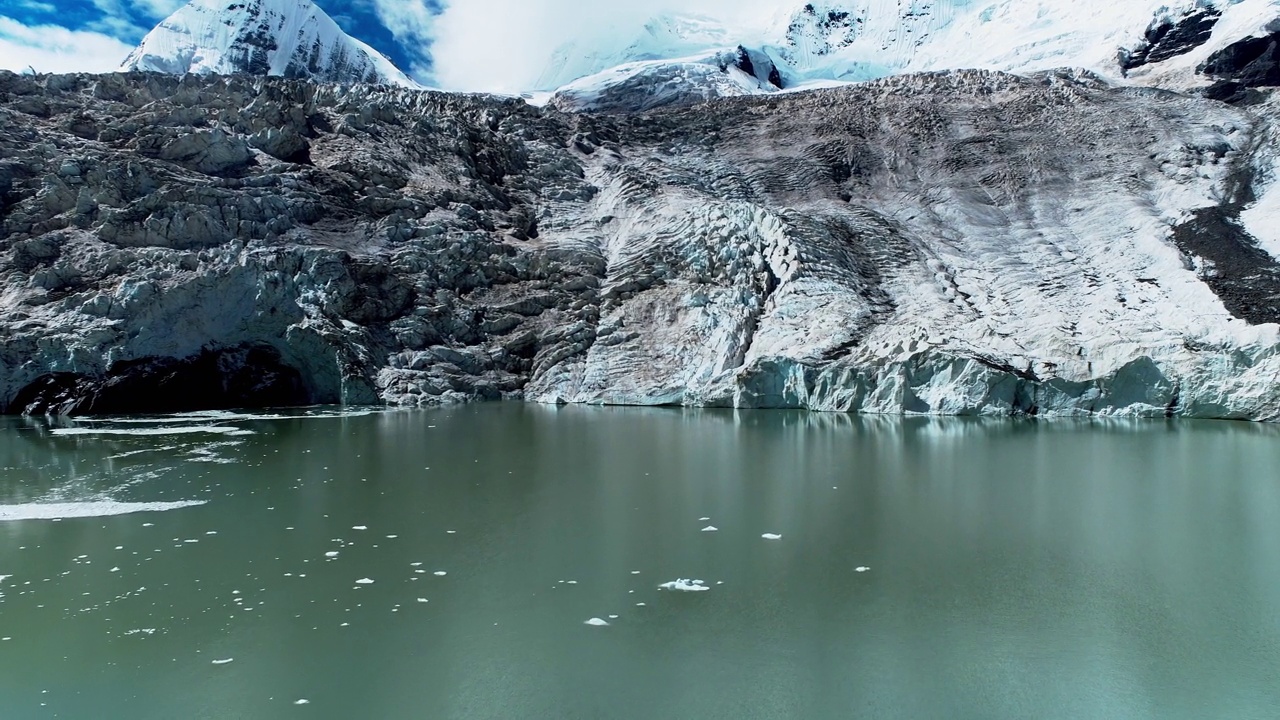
1,406,1279,719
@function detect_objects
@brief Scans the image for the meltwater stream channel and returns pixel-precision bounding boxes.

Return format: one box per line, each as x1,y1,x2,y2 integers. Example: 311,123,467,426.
1,405,1279,719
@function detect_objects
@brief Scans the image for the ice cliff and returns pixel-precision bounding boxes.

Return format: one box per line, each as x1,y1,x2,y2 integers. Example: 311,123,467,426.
2,70,1279,418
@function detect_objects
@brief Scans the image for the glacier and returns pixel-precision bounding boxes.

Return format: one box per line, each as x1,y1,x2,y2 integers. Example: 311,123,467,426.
2,0,1280,419
2,68,1279,419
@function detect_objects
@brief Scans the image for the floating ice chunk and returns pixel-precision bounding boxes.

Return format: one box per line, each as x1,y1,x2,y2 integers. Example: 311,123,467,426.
410,562,423,567
324,552,340,558
584,618,609,626
855,566,870,573
630,571,640,575
352,526,368,531
355,578,374,585
608,614,619,619
635,602,646,607
433,571,447,577
761,533,783,540
701,526,718,532
294,699,310,705
211,658,234,665
385,535,398,539
416,598,428,603
110,567,120,572
699,517,711,522
0,501,204,522
658,579,709,592
446,530,457,534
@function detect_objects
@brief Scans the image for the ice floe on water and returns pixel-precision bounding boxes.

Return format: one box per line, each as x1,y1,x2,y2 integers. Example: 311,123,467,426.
659,579,710,592
701,526,718,532
51,426,253,437
433,571,447,577
584,618,610,626
211,658,234,665
855,566,870,573
355,578,374,585
761,533,783,540
294,699,310,705
0,500,205,521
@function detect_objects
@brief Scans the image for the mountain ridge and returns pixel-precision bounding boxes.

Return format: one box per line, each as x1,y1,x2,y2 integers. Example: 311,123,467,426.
119,0,418,87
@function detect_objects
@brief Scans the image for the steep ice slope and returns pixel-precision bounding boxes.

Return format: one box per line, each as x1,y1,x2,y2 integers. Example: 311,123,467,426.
120,0,417,87
547,0,1280,110
531,70,1280,418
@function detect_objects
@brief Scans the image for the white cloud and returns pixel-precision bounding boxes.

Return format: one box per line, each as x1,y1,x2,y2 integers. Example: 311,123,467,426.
427,0,788,93
0,16,135,74
367,0,437,78
133,0,187,19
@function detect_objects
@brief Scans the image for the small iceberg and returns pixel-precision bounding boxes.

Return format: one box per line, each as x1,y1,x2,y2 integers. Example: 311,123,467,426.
211,658,234,665
701,526,718,532
855,566,871,573
658,579,710,592
355,578,374,585
761,533,782,540
584,618,610,626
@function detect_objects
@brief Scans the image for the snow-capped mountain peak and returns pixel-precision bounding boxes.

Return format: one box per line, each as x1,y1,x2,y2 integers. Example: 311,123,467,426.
120,0,417,87
546,0,1280,112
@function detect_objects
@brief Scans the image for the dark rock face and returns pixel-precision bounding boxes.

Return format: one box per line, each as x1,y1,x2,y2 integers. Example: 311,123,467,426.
1120,7,1222,73
1200,23,1280,91
734,46,785,90
1170,167,1280,326
11,344,308,415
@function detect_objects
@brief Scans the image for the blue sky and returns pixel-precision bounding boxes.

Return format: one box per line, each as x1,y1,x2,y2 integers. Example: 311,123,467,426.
0,0,441,80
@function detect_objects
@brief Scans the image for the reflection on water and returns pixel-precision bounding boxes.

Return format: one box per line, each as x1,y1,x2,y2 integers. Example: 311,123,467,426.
1,405,1279,719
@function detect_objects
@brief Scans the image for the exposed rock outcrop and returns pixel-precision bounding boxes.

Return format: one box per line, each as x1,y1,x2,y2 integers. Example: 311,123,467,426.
2,70,1280,419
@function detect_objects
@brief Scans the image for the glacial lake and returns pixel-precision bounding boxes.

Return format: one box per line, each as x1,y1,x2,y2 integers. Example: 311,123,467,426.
1,405,1279,719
